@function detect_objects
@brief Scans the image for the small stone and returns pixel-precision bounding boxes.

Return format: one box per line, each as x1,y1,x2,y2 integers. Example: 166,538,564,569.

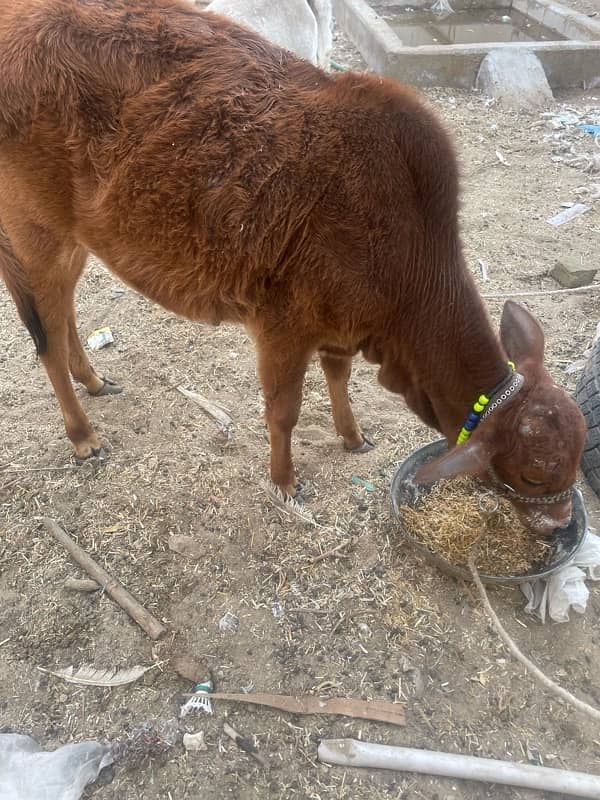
172,653,209,684
183,731,208,752
551,255,598,289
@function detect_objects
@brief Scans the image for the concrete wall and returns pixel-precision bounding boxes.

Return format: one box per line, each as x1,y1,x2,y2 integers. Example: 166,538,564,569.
513,0,600,41
371,0,511,8
333,0,600,88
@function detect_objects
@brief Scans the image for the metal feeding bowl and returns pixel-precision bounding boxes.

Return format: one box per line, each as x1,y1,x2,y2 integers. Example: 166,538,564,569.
390,439,588,585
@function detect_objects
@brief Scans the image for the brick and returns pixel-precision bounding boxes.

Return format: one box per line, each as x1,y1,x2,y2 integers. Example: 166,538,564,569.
551,255,597,288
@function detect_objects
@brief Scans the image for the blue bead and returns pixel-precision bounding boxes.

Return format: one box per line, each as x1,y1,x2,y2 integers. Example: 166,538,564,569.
464,419,477,431
467,411,480,423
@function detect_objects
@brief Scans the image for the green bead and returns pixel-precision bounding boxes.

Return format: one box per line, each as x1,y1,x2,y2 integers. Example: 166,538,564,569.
457,428,470,444
478,394,489,406
473,402,484,413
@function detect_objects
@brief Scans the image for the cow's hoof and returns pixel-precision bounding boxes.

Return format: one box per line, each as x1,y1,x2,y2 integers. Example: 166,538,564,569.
91,377,123,397
346,436,375,454
75,446,108,465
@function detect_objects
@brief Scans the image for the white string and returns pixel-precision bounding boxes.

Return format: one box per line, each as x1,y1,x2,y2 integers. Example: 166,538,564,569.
483,284,600,299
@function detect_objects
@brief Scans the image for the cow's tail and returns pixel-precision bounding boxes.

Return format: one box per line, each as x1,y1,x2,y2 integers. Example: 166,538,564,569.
0,225,47,355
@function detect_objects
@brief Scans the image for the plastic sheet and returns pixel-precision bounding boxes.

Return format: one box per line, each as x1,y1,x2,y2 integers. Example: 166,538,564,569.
0,734,112,800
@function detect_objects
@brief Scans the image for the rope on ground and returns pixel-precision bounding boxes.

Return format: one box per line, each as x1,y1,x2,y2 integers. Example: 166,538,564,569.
483,284,600,299
468,554,600,722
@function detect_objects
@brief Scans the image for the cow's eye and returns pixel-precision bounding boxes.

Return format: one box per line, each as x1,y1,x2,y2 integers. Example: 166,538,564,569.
521,475,544,487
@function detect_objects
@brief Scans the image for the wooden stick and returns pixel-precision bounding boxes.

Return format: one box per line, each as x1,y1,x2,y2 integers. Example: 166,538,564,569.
310,537,354,564
223,722,269,769
63,577,100,593
468,555,600,722
43,518,166,640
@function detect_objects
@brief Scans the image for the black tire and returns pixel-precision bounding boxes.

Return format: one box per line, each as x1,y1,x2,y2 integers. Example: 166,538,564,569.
576,334,600,498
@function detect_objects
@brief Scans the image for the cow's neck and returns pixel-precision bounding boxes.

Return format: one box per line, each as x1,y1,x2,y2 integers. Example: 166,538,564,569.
374,281,507,443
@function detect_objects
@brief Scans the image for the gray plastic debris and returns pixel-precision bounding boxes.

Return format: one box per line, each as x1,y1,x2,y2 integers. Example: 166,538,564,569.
0,733,113,800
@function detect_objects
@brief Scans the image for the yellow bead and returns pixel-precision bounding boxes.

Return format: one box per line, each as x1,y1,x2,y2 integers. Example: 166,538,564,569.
478,394,489,406
473,402,484,413
508,360,516,370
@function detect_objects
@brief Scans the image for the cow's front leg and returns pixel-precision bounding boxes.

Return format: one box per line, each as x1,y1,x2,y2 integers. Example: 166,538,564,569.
255,337,312,496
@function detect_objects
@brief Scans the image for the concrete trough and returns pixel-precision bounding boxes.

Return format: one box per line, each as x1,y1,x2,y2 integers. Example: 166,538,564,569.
332,0,600,89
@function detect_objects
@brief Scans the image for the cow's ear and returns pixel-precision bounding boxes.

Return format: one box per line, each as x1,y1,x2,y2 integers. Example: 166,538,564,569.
416,437,494,485
500,300,544,365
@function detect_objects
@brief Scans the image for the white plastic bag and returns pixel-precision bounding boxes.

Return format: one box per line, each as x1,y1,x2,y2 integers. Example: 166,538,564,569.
0,734,113,800
521,529,600,623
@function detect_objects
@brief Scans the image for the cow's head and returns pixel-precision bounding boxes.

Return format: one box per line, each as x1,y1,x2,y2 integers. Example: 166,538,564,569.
417,301,586,535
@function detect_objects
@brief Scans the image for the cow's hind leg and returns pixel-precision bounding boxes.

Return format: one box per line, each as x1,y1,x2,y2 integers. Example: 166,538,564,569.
64,249,122,397
319,350,374,452
1,225,105,460
68,309,121,396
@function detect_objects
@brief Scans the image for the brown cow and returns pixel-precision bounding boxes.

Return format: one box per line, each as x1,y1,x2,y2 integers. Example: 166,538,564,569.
0,0,586,534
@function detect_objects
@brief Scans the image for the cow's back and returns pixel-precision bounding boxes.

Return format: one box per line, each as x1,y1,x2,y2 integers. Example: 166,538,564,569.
0,0,461,334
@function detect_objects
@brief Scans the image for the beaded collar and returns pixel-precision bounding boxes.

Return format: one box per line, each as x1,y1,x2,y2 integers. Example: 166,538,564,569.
456,362,524,445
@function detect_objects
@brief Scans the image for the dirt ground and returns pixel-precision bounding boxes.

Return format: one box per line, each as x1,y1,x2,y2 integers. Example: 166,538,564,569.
2,7,600,800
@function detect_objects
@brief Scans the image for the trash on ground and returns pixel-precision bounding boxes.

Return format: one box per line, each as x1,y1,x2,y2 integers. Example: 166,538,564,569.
565,359,588,375
38,663,158,688
521,528,600,623
578,123,600,135
546,203,590,226
431,0,454,16
176,386,234,439
565,153,600,174
112,719,180,762
317,738,600,797
181,690,406,727
218,611,239,633
0,733,113,800
183,731,207,752
495,149,510,167
351,475,375,492
87,326,114,351
223,722,269,769
180,680,214,718
478,259,490,281
271,601,285,619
